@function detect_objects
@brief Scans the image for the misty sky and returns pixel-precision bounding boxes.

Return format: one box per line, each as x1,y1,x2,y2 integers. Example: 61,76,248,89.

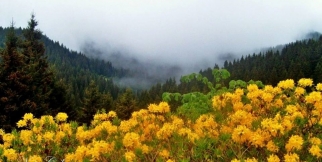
1,0,322,70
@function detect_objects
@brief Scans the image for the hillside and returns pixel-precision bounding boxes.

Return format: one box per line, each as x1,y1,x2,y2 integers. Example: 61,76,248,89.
0,26,128,107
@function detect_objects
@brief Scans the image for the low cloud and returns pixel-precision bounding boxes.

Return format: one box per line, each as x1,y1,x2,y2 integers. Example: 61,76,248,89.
2,0,322,88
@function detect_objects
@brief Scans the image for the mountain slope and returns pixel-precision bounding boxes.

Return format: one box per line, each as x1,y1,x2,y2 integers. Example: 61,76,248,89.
0,27,127,107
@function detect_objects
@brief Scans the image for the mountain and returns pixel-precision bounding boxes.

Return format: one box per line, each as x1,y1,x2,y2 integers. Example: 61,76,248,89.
0,26,127,108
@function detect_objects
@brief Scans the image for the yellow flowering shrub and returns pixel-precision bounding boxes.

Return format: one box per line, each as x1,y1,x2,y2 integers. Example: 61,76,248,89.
2,78,322,161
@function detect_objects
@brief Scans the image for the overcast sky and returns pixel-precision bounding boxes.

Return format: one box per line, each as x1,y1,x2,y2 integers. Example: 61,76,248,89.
1,0,322,70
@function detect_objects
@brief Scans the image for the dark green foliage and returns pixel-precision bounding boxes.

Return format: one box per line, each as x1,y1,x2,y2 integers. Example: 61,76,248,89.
0,16,47,130
222,39,322,85
0,24,28,131
79,80,112,124
115,88,137,120
20,14,53,114
0,15,73,131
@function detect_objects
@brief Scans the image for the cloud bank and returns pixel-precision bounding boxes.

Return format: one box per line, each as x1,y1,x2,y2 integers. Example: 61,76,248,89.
1,1,322,87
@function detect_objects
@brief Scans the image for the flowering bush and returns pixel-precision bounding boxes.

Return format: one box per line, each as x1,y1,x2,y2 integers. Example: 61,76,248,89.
1,78,322,161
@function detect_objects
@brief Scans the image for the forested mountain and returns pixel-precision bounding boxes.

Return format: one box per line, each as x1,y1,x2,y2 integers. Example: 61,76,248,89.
0,26,129,108
0,18,136,130
223,35,322,85
137,34,322,109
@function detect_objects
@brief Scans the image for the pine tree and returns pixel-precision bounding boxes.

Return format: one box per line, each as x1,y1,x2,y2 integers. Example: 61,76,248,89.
20,14,54,115
79,80,104,124
115,88,137,119
0,15,69,131
314,59,322,83
0,23,30,130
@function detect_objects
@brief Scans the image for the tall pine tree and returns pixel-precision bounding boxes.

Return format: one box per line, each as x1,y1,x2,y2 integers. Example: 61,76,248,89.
0,23,30,131
0,15,70,131
20,14,53,114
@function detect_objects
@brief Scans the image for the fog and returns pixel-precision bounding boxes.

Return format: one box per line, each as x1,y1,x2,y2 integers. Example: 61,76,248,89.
1,0,322,87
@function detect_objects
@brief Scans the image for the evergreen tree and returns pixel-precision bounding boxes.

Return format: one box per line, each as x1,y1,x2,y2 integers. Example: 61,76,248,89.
115,88,137,119
314,59,322,83
0,15,70,131
79,80,104,124
0,23,29,130
20,14,53,115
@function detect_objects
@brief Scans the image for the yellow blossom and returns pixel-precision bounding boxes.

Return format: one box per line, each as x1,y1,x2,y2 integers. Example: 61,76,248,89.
123,132,141,149
247,84,259,92
294,87,305,96
212,95,224,110
309,145,322,158
40,115,55,125
171,116,184,129
55,112,68,122
261,92,274,103
140,144,150,154
148,102,170,113
93,113,108,122
64,153,75,162
264,85,274,93
74,145,88,161
230,110,254,127
159,101,170,113
309,137,321,145
28,155,43,162
166,159,175,162
284,153,299,162
319,118,322,125
20,130,33,145
17,119,27,128
119,119,138,133
306,91,322,104
261,118,284,137
266,140,279,153
32,125,42,134
3,148,17,161
277,79,294,89
273,99,284,108
159,149,170,159
157,123,175,140
3,133,14,148
285,105,298,114
298,78,313,87
282,118,293,131
231,125,251,143
316,83,322,91
43,131,55,142
267,154,280,162
235,88,244,96
285,135,303,152
108,111,117,118
124,151,136,162
250,131,265,148
245,157,258,162
88,140,114,160
55,131,66,142
23,113,34,121
233,102,244,111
